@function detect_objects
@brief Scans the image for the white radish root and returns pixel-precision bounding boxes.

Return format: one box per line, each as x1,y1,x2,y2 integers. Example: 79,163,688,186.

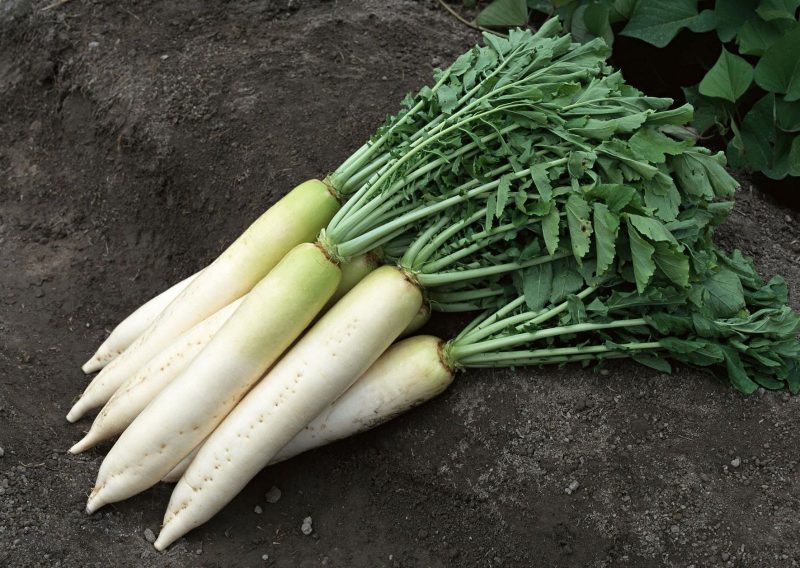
155,266,422,549
85,243,341,513
81,272,200,374
67,180,339,422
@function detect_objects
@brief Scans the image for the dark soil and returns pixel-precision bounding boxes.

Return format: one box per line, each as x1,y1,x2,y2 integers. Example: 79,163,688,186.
1,1,799,567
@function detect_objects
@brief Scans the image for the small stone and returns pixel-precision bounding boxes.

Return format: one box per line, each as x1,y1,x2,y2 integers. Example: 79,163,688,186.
265,486,282,503
254,505,263,514
88,41,99,49
301,516,313,535
670,525,679,534
0,447,4,458
564,480,580,495
786,215,793,223
262,554,269,561
143,528,156,543
721,552,730,561
730,457,741,468
195,548,202,555
160,54,169,60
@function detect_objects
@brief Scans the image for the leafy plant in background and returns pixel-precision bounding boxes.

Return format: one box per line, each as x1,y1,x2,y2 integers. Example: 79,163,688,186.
471,0,800,180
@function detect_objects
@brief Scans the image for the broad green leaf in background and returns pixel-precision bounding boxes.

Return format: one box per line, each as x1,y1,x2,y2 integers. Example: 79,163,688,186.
755,0,800,21
730,92,800,178
526,0,553,12
754,25,800,101
736,16,794,55
621,0,716,48
610,0,637,20
583,3,614,46
699,48,754,103
714,0,759,41
727,93,774,173
776,95,800,131
476,0,529,27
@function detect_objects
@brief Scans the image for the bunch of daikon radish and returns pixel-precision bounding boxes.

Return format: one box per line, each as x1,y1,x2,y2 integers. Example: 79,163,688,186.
67,20,800,550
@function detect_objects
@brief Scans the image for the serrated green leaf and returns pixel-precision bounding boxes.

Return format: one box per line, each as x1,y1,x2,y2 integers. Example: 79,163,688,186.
754,26,800,101
566,194,593,262
653,242,690,287
627,222,656,292
566,294,588,323
702,268,746,318
542,202,560,256
660,338,724,366
722,348,759,394
627,214,679,244
643,173,681,222
715,0,759,42
522,262,553,310
633,353,673,373
485,193,497,231
572,113,650,140
629,127,689,163
587,183,637,212
621,0,716,48
531,163,553,201
672,153,716,200
436,84,459,114
549,259,585,303
699,48,754,103
476,0,530,27
682,85,728,133
593,202,619,276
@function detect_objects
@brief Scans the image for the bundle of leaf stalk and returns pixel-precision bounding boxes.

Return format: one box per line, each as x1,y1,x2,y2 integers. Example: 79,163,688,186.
67,20,800,549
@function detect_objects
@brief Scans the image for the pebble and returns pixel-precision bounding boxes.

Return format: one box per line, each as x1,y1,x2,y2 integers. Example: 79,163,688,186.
731,457,741,468
0,447,4,458
721,552,730,561
88,41,99,49
301,516,313,535
262,554,269,561
786,215,793,223
143,528,155,543
670,525,679,534
564,480,580,495
265,485,282,503
254,505,263,514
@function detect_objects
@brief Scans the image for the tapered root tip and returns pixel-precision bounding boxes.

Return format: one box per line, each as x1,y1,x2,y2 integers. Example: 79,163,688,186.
69,432,97,455
66,400,88,423
154,528,178,551
81,359,101,374
85,498,102,515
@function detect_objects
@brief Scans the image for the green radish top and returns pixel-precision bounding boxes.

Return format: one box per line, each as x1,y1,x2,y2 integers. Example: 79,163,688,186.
441,246,800,395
